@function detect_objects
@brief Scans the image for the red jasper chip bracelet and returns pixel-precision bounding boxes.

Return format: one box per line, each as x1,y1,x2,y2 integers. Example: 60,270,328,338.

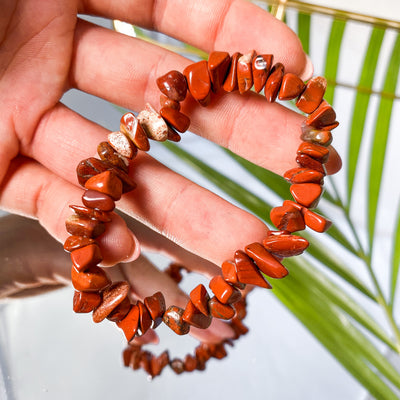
64,50,339,379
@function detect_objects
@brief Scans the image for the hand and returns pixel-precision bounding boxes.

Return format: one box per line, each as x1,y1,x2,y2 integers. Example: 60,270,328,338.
0,0,341,341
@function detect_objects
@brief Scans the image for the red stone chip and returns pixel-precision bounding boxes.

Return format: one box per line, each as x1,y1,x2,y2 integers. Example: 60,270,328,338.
208,296,235,320
296,76,327,114
297,142,330,163
97,141,129,172
117,304,140,342
182,300,212,329
232,298,247,320
71,243,102,272
170,359,185,374
81,190,115,212
107,297,132,323
144,291,166,325
278,73,305,100
93,281,130,323
264,63,285,102
209,276,242,304
66,214,105,238
120,112,150,151
221,260,245,289
84,170,123,201
302,208,332,232
296,153,326,174
306,100,337,129
151,351,170,377
160,94,180,111
160,107,190,133
71,265,111,292
208,51,231,92
222,52,242,92
184,354,198,372
262,234,309,258
237,50,256,94
167,127,182,142
183,60,211,106
301,128,333,147
252,54,273,93
137,301,152,335
208,343,227,359
163,306,190,335
244,243,288,279
290,183,323,209
73,290,101,313
70,204,112,222
189,284,210,316
64,235,96,252
156,70,187,102
284,167,325,184
270,204,306,232
234,250,271,289
76,157,109,187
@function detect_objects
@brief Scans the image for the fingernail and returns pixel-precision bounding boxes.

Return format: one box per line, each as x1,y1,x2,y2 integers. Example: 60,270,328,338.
124,230,141,263
300,53,314,81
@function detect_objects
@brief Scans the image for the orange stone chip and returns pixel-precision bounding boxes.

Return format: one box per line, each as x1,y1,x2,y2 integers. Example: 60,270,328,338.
296,153,326,174
245,243,288,279
297,142,330,163
221,260,245,289
264,63,284,102
234,250,271,288
184,354,198,372
208,51,231,92
302,208,332,232
278,72,305,100
71,243,102,272
182,300,212,329
137,300,152,335
156,70,187,102
64,235,96,252
262,234,309,257
284,167,324,184
120,112,150,151
183,60,211,106
290,183,323,209
65,215,105,238
107,297,132,322
71,265,111,292
163,306,190,335
144,291,166,328
189,284,210,316
93,281,130,323
270,204,306,232
237,50,256,94
209,276,242,304
160,107,190,133
117,304,140,342
296,76,327,114
252,54,273,93
73,290,101,313
222,52,242,92
232,298,247,320
306,100,337,129
85,170,123,201
208,296,235,320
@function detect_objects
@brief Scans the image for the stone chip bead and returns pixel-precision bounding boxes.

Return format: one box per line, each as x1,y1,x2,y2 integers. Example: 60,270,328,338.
306,100,337,129
234,250,271,289
302,208,332,232
283,167,324,184
182,300,212,329
71,243,102,272
76,157,109,187
137,103,169,141
245,242,289,279
278,72,305,100
82,190,115,212
73,290,101,313
117,304,140,342
184,354,197,372
301,126,333,147
71,265,111,292
84,170,123,201
297,142,330,164
296,153,326,174
183,60,212,106
120,112,150,151
237,50,256,94
189,284,210,316
209,275,242,304
92,281,130,323
290,183,323,209
64,235,96,252
208,296,235,319
160,107,190,133
70,204,112,222
97,141,129,173
170,359,185,375
108,131,137,159
262,234,309,258
144,291,166,329
222,52,241,92
252,54,273,93
160,94,181,111
296,76,327,114
163,306,190,335
221,260,245,289
270,203,306,232
156,70,187,102
208,51,231,92
65,214,105,238
137,301,152,336
107,297,132,323
264,63,284,102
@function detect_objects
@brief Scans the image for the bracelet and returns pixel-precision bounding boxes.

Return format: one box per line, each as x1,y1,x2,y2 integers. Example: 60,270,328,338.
64,50,339,379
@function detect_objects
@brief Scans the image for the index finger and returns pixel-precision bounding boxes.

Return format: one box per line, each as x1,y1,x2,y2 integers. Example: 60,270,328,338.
79,0,312,79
